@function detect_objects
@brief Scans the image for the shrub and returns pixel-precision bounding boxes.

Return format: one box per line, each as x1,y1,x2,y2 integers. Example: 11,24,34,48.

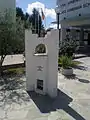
4,67,25,75
58,57,81,68
59,36,77,57
71,61,82,67
59,55,73,69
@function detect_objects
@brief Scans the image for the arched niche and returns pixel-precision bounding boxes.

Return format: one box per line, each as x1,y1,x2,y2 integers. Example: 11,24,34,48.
34,44,47,55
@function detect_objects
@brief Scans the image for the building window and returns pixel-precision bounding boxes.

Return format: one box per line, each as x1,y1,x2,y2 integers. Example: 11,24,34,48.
66,29,70,32
37,79,43,90
66,29,71,39
68,0,82,5
76,30,80,40
84,31,88,40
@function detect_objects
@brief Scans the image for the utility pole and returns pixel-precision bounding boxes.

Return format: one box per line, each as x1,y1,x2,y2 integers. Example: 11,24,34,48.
57,12,60,47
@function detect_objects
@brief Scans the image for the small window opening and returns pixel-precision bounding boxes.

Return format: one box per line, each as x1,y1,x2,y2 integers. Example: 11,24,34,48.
37,79,43,90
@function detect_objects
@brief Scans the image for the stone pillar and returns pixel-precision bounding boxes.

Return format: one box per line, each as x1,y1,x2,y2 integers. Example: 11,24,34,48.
80,28,84,46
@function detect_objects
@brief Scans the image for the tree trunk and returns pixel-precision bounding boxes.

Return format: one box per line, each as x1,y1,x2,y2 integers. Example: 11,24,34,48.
0,55,6,77
0,61,2,77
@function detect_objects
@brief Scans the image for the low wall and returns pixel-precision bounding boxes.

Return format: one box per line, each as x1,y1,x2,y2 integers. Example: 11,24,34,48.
2,62,25,70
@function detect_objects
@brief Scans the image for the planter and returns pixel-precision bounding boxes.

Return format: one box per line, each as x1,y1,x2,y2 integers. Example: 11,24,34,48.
61,68,73,76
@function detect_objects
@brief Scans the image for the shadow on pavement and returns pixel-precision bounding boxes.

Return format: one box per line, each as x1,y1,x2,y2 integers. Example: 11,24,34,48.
0,77,30,106
64,74,76,79
60,74,90,84
78,79,90,83
73,65,87,71
28,89,85,120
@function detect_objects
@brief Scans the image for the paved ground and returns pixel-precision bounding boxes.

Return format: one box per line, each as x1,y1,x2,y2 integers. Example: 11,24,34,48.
0,54,87,66
0,54,24,66
0,56,90,120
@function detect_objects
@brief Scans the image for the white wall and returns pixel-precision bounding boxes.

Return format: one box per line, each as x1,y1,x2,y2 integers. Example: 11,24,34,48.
56,0,90,24
25,30,59,98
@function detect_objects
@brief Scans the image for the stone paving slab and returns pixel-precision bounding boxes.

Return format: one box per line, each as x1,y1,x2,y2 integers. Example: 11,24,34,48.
0,54,24,66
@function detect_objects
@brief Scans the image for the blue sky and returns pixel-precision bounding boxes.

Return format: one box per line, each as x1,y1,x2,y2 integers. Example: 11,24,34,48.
16,0,56,28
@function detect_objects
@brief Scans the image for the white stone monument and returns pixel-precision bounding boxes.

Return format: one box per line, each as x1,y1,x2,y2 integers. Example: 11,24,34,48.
25,29,59,98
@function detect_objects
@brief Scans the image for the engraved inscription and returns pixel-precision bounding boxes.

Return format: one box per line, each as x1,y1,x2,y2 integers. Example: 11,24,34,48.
37,66,43,71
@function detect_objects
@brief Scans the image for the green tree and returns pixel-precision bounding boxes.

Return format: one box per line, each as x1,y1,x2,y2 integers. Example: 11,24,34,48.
15,17,25,54
16,7,25,20
16,7,32,29
16,7,45,36
59,35,77,57
31,8,44,36
0,11,25,76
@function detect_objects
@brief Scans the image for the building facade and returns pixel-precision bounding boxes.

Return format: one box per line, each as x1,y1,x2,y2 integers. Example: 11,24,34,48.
56,0,90,46
0,0,16,23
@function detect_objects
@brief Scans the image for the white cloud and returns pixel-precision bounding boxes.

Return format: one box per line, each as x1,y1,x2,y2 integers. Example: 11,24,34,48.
26,1,56,19
49,24,61,29
45,8,56,19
